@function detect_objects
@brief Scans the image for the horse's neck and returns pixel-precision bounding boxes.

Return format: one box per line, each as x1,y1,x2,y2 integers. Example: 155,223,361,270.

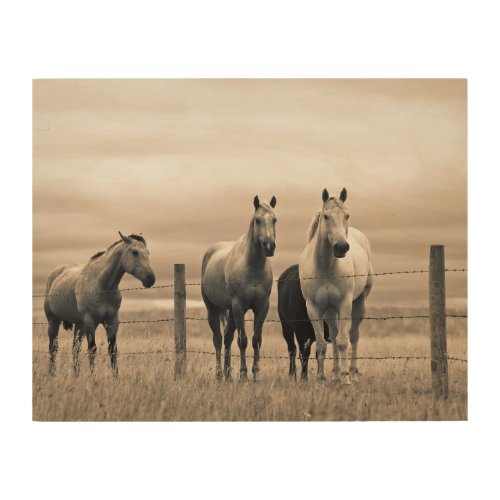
312,224,336,272
96,245,125,291
242,221,266,269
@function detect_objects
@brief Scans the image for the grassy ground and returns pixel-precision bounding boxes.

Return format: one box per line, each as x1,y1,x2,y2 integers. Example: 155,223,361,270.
32,306,467,421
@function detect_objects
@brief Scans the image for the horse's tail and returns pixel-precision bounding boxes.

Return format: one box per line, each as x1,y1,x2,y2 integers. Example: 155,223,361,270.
62,321,73,331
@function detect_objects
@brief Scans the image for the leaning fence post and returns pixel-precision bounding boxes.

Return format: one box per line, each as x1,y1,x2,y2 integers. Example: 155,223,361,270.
429,245,448,399
174,263,186,379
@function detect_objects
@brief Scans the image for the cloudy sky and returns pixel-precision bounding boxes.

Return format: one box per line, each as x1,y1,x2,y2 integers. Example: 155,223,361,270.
33,79,467,308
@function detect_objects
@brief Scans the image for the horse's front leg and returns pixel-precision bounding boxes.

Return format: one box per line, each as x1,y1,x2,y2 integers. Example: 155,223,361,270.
252,298,269,382
326,316,340,382
83,315,97,373
72,323,84,376
305,301,328,382
336,301,353,385
104,316,119,377
232,299,248,381
349,293,368,383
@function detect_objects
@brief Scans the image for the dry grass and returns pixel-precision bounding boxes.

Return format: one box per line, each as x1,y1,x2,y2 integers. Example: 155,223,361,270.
32,306,467,421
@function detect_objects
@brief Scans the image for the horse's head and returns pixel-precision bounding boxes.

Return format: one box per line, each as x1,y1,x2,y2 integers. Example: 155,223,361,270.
252,195,277,257
320,187,350,258
118,232,156,287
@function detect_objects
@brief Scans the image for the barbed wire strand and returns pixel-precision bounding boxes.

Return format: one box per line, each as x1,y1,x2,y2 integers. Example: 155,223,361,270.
31,283,175,299
31,313,467,326
31,348,467,363
189,268,468,287
31,268,467,298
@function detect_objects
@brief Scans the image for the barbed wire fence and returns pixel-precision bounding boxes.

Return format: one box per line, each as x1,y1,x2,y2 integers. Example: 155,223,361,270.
32,349,468,363
31,267,467,298
32,249,467,396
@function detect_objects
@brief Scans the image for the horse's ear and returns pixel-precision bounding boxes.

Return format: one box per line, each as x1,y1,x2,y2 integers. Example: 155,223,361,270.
119,231,131,244
253,195,260,210
339,187,347,203
270,195,276,208
322,188,329,203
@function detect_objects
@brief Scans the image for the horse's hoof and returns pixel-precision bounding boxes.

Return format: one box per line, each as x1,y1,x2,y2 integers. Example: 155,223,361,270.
317,375,327,383
240,371,248,381
350,371,359,384
340,372,352,385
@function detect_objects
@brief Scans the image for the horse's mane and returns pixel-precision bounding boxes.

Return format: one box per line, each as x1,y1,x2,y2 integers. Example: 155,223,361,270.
306,197,343,243
306,210,322,242
90,234,147,260
257,202,276,215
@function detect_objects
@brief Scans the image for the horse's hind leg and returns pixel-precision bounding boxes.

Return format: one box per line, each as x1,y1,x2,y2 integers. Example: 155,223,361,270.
299,338,312,381
47,317,61,376
349,293,367,383
205,302,223,380
232,299,248,381
223,311,236,380
83,315,97,373
281,321,297,379
72,323,84,376
251,299,269,382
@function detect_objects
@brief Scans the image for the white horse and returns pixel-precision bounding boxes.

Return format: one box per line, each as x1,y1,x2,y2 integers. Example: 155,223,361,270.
201,195,277,381
44,232,156,376
299,188,373,385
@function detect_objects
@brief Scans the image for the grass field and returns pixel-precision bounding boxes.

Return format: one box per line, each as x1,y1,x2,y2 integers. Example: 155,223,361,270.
32,305,467,421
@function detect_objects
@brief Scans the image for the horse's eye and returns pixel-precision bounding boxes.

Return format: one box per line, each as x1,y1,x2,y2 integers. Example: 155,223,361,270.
323,214,329,220
255,219,261,224
132,249,139,256
346,214,350,220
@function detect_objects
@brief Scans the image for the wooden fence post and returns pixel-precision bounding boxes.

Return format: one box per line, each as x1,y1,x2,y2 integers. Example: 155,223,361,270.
174,263,186,379
429,245,448,399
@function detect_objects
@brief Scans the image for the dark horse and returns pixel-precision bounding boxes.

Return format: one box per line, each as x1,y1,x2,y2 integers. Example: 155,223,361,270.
277,264,330,380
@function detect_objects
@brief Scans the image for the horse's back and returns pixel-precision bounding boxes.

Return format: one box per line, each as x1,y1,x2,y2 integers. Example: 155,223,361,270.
278,265,305,324
348,227,371,258
347,227,372,269
201,241,235,309
347,227,373,297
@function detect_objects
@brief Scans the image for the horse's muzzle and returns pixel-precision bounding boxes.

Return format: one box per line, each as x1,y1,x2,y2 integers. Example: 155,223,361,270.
264,241,276,257
333,241,349,258
142,273,156,288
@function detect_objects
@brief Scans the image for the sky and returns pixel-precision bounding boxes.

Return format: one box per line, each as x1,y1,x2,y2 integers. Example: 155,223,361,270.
33,79,467,308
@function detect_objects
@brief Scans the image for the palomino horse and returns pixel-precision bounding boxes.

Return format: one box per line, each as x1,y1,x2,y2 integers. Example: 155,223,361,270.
44,232,156,376
299,188,373,385
201,195,277,381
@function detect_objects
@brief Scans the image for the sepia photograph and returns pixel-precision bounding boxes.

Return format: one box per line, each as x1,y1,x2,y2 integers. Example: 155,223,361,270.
4,1,498,498
32,78,467,421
